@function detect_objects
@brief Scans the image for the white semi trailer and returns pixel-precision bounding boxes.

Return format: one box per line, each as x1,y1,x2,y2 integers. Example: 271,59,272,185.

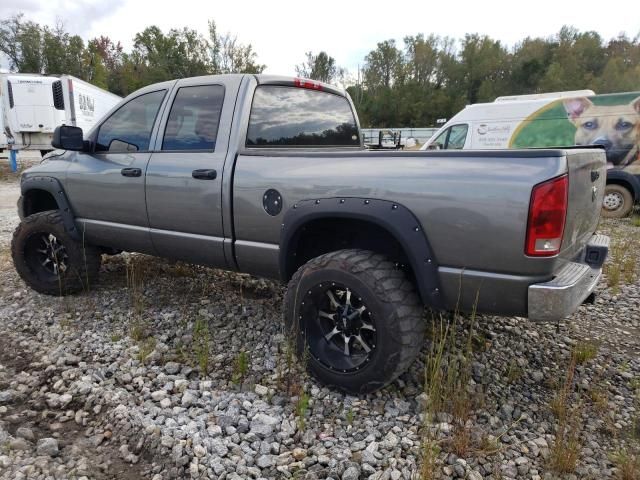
0,73,121,156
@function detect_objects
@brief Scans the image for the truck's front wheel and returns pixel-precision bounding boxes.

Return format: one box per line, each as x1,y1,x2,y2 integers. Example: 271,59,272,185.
602,184,634,218
11,210,101,295
284,249,425,394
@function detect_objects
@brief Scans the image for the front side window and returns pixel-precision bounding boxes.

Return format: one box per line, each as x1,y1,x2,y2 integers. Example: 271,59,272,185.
162,85,224,151
447,124,468,149
247,86,359,147
429,129,448,149
96,90,166,152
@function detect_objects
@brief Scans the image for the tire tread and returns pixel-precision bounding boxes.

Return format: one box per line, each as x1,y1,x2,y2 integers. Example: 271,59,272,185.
284,249,425,394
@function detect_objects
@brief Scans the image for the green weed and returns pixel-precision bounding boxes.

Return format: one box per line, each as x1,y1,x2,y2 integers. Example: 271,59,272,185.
193,315,211,375
137,337,156,364
549,355,582,474
232,350,249,386
295,392,310,430
345,408,355,426
611,449,640,480
572,340,599,365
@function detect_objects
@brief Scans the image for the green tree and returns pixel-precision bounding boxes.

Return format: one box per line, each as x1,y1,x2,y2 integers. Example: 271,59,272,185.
83,41,109,89
403,34,439,85
363,40,403,90
132,25,211,83
208,20,265,74
511,37,554,93
0,14,43,73
459,34,511,103
295,51,343,83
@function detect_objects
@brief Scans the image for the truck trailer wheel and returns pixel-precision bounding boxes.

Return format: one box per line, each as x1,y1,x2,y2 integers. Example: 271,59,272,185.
284,249,425,394
602,184,633,218
11,210,101,295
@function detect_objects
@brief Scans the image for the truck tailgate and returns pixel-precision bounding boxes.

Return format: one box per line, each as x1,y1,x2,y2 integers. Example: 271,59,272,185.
560,148,607,260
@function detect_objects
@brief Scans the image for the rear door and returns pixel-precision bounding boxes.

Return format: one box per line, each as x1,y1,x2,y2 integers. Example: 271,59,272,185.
145,77,237,268
233,82,361,278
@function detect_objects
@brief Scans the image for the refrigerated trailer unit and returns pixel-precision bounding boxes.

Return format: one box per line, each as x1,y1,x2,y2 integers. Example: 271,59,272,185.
59,75,121,135
0,73,120,155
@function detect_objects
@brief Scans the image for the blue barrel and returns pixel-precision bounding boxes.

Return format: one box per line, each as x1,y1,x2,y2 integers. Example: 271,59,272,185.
9,149,17,173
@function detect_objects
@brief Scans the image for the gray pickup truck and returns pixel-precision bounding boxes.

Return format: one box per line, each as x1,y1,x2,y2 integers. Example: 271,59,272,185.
12,74,609,393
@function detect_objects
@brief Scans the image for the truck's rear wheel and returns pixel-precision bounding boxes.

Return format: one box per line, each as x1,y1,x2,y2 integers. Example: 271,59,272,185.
11,210,101,295
284,249,425,394
602,184,633,218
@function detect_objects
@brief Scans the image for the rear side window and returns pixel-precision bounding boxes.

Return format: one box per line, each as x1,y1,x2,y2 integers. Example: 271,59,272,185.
247,86,359,147
162,85,224,151
96,90,166,152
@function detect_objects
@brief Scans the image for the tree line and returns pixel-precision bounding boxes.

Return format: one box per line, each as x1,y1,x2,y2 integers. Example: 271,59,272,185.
347,28,640,127
0,14,264,97
1,14,638,127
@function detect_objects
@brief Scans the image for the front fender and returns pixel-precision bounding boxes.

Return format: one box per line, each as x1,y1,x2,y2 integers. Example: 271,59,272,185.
20,176,80,240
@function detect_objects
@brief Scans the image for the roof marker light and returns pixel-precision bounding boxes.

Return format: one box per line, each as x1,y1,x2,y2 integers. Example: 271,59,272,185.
294,78,323,91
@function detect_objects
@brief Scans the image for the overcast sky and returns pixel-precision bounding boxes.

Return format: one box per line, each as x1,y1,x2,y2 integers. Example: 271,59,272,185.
2,0,639,75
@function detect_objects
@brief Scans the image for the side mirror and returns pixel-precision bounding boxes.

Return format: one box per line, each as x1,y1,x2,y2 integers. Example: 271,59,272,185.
52,125,85,151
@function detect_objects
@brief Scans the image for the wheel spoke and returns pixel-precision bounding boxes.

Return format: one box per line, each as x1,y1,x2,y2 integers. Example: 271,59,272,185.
354,334,371,353
318,310,336,321
326,290,341,310
360,321,376,332
343,335,351,356
348,305,366,320
345,288,352,307
324,326,340,341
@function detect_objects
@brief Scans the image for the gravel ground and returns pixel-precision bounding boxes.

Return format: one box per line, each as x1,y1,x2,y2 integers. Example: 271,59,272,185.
0,176,639,480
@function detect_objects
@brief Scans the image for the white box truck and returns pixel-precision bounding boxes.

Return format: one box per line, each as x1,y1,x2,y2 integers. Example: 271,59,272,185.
0,73,120,156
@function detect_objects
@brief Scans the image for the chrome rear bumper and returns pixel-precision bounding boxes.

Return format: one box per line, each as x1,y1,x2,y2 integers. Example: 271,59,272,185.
528,235,609,321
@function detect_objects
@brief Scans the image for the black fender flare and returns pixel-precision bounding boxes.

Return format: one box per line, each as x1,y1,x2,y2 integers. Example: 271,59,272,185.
279,197,444,309
20,176,80,240
606,169,640,202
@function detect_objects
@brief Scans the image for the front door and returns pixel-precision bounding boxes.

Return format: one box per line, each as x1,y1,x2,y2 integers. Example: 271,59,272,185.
65,88,168,253
145,81,231,268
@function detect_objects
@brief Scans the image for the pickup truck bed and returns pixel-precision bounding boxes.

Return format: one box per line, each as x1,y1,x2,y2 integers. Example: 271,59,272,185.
12,74,609,393
232,147,606,318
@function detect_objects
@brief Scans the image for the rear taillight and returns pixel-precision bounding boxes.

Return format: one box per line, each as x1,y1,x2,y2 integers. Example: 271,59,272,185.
525,174,568,256
294,78,323,91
